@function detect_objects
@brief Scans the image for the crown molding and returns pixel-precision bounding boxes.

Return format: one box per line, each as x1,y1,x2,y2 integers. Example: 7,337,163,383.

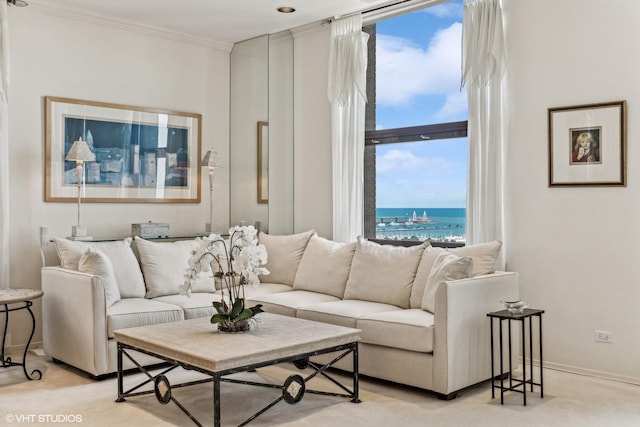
27,0,233,53
290,21,328,39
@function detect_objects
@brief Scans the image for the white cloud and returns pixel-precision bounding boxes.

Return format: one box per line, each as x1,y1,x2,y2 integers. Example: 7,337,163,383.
433,90,467,121
377,149,424,173
376,22,462,108
424,2,463,19
377,148,455,174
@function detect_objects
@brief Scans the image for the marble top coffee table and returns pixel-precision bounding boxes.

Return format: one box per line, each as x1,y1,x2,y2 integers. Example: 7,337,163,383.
114,313,361,427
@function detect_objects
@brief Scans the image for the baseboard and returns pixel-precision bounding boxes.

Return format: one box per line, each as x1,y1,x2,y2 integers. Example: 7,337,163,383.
3,340,44,356
519,357,640,386
30,347,46,357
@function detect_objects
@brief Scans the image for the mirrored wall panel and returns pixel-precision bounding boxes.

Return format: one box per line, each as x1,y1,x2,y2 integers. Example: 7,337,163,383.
229,32,294,235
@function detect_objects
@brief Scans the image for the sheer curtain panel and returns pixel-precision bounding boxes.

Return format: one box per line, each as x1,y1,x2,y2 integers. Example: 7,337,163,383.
462,0,506,262
327,14,369,243
0,1,9,289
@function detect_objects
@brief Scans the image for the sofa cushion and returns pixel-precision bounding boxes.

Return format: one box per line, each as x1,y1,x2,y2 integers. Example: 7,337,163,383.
357,309,435,353
422,252,473,313
293,235,356,298
106,298,184,338
134,237,213,298
297,300,401,328
258,230,314,286
248,290,341,317
410,245,444,309
343,238,426,309
153,293,222,320
78,247,121,308
53,237,146,298
448,240,502,276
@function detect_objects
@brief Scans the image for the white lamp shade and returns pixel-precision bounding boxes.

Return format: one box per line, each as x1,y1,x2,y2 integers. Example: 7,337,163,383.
201,150,223,168
65,137,96,162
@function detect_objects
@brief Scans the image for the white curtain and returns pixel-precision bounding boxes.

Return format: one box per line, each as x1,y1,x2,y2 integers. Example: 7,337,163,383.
0,1,9,289
327,14,369,243
462,0,506,255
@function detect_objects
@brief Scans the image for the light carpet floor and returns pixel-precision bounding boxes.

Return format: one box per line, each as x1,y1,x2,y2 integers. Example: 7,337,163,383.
1,350,639,426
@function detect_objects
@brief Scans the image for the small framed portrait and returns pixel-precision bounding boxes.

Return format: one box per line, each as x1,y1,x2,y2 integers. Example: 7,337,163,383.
569,127,601,165
548,101,626,186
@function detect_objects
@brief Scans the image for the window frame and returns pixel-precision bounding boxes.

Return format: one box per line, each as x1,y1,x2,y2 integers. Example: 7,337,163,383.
362,20,468,247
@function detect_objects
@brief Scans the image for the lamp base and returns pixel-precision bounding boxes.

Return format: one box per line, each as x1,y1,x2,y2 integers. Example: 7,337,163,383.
205,222,223,235
68,225,92,241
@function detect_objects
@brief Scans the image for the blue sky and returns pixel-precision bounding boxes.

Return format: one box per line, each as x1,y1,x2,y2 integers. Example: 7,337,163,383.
375,0,467,208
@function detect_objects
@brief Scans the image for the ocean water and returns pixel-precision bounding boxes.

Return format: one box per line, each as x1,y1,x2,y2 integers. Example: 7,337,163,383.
375,208,466,242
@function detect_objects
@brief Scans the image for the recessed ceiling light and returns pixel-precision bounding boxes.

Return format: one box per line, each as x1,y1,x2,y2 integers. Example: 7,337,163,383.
277,6,296,13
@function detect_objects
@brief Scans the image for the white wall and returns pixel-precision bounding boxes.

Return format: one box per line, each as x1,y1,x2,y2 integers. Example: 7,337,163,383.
504,0,640,383
5,5,230,346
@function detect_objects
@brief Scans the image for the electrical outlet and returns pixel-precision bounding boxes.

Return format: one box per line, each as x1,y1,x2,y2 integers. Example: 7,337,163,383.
594,330,613,343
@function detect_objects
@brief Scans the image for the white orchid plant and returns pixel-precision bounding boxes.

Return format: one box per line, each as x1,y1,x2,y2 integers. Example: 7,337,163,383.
182,225,269,326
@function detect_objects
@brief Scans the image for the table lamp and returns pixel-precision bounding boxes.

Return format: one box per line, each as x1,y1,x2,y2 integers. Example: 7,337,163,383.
200,149,223,233
65,137,96,240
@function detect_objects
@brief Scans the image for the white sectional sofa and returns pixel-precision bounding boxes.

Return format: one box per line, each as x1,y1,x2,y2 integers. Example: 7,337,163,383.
41,231,518,399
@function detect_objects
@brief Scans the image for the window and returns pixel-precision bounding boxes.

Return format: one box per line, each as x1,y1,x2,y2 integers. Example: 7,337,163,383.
363,1,468,245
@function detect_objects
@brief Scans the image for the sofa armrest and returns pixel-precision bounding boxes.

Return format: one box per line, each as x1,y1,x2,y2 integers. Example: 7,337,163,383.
41,266,109,376
432,271,519,396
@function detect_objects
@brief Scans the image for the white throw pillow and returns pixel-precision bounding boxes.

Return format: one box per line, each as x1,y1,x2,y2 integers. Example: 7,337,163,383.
134,237,214,298
258,230,315,286
53,237,92,270
409,245,444,309
421,252,473,313
293,235,357,298
448,240,502,276
78,247,121,307
343,238,426,309
53,237,146,298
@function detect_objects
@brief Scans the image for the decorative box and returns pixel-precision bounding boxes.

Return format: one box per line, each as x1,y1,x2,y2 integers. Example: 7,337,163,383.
131,222,170,239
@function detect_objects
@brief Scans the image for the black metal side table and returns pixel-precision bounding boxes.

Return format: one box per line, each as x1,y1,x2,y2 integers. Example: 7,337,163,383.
487,308,544,405
1,288,44,380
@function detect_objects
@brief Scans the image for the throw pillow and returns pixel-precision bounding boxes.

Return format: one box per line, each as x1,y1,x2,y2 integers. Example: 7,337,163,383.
421,252,473,313
293,235,357,298
53,237,91,270
134,237,213,298
409,245,444,309
78,247,121,307
448,240,502,276
53,237,146,298
343,238,427,309
258,230,315,286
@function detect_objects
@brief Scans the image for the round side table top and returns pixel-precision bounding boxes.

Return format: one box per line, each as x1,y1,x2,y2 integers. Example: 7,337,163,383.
0,288,44,305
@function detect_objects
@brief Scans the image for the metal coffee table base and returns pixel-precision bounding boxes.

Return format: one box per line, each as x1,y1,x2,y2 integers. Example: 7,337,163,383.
116,341,360,427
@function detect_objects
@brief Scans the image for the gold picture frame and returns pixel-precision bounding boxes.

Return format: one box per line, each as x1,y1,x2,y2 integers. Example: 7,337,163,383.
257,121,268,204
45,96,202,203
548,100,626,186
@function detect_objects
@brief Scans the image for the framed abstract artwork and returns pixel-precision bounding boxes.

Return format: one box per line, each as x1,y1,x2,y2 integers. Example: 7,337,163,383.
45,96,202,203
